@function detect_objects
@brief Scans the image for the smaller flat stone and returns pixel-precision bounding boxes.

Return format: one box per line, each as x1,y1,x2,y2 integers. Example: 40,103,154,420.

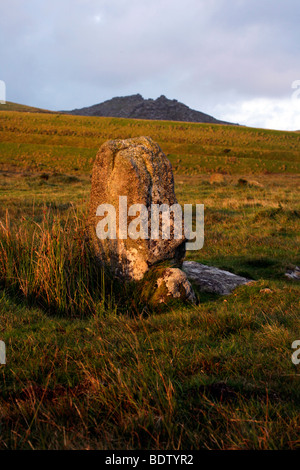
285,266,300,281
182,261,252,295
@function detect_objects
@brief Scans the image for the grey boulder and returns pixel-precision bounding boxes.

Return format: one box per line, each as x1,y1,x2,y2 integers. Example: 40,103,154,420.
182,261,252,295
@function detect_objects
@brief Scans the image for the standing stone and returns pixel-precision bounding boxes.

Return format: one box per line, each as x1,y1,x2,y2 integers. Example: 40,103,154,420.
88,137,187,285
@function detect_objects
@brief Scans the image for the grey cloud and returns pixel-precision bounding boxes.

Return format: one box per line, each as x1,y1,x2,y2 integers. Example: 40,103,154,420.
0,0,299,118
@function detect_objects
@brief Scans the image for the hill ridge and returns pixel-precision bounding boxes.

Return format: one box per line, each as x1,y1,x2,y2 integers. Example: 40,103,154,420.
62,94,237,125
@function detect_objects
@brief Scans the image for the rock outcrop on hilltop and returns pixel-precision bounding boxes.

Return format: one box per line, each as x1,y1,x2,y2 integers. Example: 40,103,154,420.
63,94,236,125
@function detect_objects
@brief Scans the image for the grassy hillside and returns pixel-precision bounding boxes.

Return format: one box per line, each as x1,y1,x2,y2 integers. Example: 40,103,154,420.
0,101,54,114
0,110,299,450
0,111,300,176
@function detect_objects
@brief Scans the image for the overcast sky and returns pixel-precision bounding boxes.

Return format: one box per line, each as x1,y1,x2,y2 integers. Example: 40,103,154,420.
1,0,300,130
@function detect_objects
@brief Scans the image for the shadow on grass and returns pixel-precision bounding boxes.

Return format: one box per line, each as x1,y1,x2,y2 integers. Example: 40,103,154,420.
188,255,293,281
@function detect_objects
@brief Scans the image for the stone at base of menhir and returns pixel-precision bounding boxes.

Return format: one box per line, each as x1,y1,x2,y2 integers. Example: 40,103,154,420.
285,266,300,280
140,265,196,306
182,261,252,295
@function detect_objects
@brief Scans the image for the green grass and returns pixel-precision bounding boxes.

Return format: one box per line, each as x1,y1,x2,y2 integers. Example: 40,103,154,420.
0,111,299,450
0,111,300,175
0,101,53,113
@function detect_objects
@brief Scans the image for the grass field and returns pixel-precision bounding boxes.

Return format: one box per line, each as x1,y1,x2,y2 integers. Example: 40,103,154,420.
0,109,299,450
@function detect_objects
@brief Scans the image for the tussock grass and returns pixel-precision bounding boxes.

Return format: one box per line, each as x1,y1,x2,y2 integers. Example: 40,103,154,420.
0,207,114,317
